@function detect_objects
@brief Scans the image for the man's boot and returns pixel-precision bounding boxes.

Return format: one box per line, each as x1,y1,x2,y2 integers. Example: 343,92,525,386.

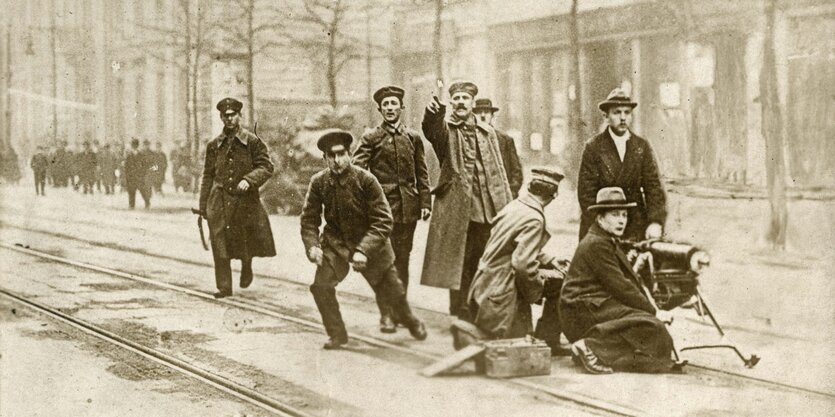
311,286,348,349
391,297,427,341
240,259,253,289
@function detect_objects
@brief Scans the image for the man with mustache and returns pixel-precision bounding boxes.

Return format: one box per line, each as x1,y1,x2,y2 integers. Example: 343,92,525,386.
577,88,667,242
353,86,431,333
421,81,513,321
473,98,523,198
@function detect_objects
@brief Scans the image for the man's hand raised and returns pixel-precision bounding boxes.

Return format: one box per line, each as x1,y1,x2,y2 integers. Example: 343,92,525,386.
427,95,445,115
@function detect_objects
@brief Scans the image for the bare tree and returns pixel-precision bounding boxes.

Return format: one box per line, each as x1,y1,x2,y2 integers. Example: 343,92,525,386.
213,0,287,128
760,0,788,249
293,0,362,109
564,0,585,185
433,0,444,96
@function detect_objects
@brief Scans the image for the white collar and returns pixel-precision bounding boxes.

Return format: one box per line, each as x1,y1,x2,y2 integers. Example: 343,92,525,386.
608,127,630,141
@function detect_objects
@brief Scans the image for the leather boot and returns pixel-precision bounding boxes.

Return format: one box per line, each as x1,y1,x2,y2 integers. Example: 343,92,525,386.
240,259,253,288
391,297,427,341
379,314,396,334
310,286,348,347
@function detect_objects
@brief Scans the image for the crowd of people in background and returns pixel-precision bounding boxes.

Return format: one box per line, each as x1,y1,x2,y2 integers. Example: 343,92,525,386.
27,138,199,206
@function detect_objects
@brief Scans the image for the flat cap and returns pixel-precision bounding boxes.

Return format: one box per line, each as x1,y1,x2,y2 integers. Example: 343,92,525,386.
373,85,405,105
317,129,354,153
216,97,243,114
448,81,478,97
530,167,564,188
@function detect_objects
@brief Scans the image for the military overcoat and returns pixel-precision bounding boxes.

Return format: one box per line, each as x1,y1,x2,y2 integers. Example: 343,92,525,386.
420,107,513,289
199,128,276,260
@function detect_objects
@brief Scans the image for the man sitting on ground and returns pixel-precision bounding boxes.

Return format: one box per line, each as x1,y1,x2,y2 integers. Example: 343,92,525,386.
559,187,676,374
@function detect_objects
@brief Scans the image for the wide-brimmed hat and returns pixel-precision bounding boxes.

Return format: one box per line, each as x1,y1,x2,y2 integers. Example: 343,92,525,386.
373,85,405,105
216,97,243,115
473,98,499,113
317,129,353,152
588,187,637,211
448,81,478,97
598,88,637,112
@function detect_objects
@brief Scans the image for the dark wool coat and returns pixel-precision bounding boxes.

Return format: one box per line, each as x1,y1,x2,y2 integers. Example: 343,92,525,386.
577,129,666,241
468,195,556,338
495,129,523,199
77,150,98,183
30,152,49,173
123,148,149,186
352,122,431,224
300,165,395,282
420,108,513,289
559,223,675,373
199,128,276,260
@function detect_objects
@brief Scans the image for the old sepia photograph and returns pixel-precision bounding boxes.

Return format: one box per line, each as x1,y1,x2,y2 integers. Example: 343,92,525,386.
0,0,833,415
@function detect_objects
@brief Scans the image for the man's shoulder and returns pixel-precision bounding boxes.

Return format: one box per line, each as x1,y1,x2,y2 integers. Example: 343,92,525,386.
310,169,330,185
584,130,610,148
361,126,386,143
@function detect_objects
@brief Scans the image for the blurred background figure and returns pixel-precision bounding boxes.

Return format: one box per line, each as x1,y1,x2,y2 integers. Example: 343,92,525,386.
98,143,118,195
30,145,49,196
78,141,98,195
151,141,168,195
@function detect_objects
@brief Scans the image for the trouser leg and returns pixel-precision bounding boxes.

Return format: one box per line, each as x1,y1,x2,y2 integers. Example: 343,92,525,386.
310,264,347,340
369,266,418,327
535,296,563,350
451,221,492,321
127,183,137,208
212,250,232,293
140,183,152,207
240,257,253,288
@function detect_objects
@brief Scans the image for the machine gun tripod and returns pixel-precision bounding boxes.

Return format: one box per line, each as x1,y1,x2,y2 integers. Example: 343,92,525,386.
626,239,761,368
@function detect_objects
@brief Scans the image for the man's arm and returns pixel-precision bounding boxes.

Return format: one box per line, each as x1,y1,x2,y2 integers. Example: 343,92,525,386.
352,131,380,170
640,142,667,228
512,217,548,304
356,174,394,256
300,177,324,254
587,239,656,314
577,144,599,212
242,137,274,188
198,143,215,213
421,104,449,163
503,134,524,198
412,132,432,210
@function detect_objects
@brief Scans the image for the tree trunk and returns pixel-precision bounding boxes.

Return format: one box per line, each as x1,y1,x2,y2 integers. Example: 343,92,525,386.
184,0,195,160
365,1,373,125
433,0,443,96
565,0,584,186
327,3,339,109
760,0,788,249
191,0,202,155
246,0,256,128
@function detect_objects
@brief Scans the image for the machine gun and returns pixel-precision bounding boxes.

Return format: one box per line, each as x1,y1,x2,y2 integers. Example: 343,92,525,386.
622,239,760,368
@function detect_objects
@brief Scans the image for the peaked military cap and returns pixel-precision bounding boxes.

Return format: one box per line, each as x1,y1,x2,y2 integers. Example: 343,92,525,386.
216,97,243,114
598,88,637,112
317,129,354,153
473,98,499,113
530,167,564,188
588,187,638,212
448,81,478,97
373,85,405,105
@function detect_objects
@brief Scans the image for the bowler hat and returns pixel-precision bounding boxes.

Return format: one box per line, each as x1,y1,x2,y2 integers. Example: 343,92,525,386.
473,98,499,113
317,129,353,153
448,81,478,97
216,97,243,114
373,85,405,105
598,88,637,112
530,167,564,188
588,187,637,211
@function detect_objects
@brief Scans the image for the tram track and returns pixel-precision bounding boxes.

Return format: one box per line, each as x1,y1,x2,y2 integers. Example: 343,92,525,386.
2,214,833,403
0,241,640,416
0,287,318,417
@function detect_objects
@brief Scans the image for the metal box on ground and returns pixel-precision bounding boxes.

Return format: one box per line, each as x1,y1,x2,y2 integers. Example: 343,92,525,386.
482,337,551,378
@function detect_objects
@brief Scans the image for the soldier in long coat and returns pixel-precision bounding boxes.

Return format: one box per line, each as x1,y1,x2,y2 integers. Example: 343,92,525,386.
421,81,513,321
353,85,432,333
301,130,427,349
199,98,276,298
578,88,666,241
468,168,564,339
560,187,676,374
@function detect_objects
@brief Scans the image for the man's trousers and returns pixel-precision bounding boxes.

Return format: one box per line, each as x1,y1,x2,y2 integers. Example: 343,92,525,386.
212,250,252,294
449,221,492,321
375,221,417,319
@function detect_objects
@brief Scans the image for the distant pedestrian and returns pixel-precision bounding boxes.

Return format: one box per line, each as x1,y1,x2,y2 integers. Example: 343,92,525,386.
98,143,118,195
151,141,168,195
124,138,152,209
353,85,431,333
199,98,276,298
78,141,98,195
301,130,427,349
30,145,49,196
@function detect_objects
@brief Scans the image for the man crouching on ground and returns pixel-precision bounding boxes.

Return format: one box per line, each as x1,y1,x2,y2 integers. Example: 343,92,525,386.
300,130,428,349
467,168,565,340
559,187,676,374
